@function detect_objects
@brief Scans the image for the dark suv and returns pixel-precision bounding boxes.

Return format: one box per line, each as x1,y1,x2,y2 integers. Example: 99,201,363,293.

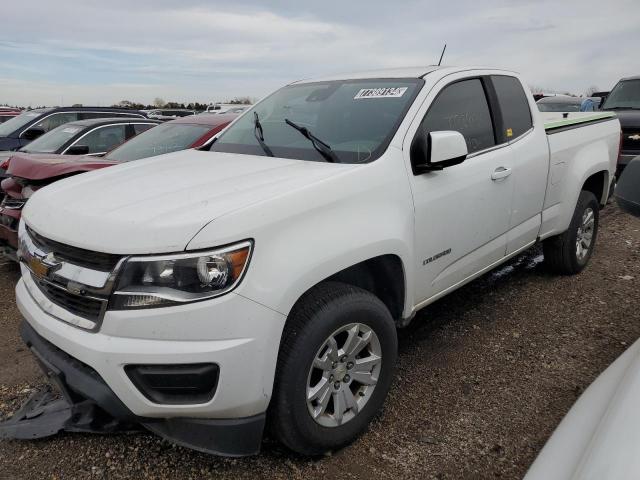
0,107,147,152
601,76,640,176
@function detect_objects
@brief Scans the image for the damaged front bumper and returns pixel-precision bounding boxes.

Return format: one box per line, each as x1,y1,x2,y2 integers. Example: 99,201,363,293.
0,321,266,456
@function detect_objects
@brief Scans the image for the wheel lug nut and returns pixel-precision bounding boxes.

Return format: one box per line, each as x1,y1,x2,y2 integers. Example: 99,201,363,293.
334,382,341,390
343,375,350,383
331,362,337,369
329,375,334,381
347,362,354,370
340,356,347,362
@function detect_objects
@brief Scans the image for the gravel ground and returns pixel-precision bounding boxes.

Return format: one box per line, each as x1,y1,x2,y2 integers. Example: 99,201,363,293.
0,204,638,480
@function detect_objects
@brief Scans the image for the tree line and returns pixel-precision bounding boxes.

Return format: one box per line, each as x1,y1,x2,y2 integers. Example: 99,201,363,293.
112,96,255,110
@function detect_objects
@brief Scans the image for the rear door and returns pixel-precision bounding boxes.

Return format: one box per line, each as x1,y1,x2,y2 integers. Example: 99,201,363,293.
405,75,515,304
488,75,549,254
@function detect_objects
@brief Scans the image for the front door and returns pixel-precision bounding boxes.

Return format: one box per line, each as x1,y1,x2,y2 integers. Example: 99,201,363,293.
406,77,514,304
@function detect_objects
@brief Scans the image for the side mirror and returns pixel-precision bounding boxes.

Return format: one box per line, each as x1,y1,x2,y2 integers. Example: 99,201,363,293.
412,130,467,174
21,127,45,141
66,145,90,155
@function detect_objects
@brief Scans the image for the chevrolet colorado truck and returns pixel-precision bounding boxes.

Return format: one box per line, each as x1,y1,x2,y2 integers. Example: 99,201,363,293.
6,67,621,456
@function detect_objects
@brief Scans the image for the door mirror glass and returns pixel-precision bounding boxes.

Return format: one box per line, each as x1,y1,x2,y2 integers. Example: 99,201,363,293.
21,127,45,141
66,144,90,155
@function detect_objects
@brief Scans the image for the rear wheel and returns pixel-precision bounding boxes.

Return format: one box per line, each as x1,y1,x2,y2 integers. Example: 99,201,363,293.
270,282,397,455
543,190,599,274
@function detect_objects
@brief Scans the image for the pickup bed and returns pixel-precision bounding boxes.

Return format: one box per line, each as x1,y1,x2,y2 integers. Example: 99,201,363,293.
6,66,621,456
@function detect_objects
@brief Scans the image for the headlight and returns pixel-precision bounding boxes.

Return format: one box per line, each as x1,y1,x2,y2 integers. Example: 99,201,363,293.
110,240,252,309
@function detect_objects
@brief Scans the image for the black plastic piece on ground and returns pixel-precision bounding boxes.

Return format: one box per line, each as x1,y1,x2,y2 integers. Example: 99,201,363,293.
5,321,266,456
0,386,135,440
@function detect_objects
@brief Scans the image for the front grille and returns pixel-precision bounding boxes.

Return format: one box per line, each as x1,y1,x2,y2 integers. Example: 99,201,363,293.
0,197,26,210
32,275,105,323
622,129,640,151
27,226,121,271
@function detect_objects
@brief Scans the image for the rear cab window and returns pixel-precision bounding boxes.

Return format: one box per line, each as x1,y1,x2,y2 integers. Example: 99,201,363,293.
490,75,533,142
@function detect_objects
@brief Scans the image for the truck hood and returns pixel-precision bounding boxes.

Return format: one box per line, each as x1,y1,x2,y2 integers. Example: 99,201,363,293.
23,150,355,254
6,153,115,180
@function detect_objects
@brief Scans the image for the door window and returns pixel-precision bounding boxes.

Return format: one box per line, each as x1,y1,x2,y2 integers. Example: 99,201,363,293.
419,79,495,154
73,124,127,154
133,123,156,135
491,75,533,142
34,112,80,132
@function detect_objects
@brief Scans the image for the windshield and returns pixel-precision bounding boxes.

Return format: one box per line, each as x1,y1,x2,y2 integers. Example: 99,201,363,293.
210,78,423,163
602,79,640,109
20,124,83,153
105,123,209,162
537,102,581,112
0,110,46,137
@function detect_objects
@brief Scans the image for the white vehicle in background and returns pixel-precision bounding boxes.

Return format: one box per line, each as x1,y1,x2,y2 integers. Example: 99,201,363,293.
4,66,620,456
205,103,251,114
526,158,640,480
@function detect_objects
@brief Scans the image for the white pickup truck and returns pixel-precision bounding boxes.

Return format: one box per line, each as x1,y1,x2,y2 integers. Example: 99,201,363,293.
7,67,620,456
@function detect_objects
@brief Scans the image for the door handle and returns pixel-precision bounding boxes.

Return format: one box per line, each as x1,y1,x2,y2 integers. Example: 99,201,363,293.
491,167,512,180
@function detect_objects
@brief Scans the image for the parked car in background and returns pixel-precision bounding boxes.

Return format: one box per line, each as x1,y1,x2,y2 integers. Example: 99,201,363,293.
0,107,147,152
145,109,196,121
591,91,610,105
601,76,640,176
206,103,251,114
0,108,21,124
0,113,236,260
95,112,238,162
537,95,582,112
4,67,619,456
615,155,640,217
0,117,160,195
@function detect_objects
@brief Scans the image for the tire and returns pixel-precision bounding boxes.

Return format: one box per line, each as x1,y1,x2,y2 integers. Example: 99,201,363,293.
543,190,600,275
269,281,398,455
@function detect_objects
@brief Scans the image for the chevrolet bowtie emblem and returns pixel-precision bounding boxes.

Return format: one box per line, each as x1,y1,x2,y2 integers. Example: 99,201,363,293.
629,134,640,141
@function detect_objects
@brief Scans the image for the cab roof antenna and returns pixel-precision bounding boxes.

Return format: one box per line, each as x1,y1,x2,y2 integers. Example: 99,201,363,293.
437,44,447,66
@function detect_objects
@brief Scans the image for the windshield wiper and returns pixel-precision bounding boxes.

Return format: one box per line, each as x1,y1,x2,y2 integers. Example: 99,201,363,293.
254,112,274,157
284,119,339,163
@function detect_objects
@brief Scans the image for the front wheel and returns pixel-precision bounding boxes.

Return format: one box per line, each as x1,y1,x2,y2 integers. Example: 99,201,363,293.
269,282,398,455
543,190,600,274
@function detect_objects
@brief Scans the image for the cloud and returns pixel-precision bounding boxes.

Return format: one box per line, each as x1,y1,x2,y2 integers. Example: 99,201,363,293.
0,0,638,105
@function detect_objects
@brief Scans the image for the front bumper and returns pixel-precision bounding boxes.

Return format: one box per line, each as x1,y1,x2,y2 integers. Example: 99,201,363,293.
16,274,286,420
17,320,266,456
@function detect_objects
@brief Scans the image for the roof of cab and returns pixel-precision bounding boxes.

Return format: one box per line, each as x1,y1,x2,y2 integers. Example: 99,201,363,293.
291,66,515,84
57,117,161,128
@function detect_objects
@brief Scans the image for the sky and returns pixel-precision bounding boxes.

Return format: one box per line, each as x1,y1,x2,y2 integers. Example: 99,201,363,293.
1,0,638,107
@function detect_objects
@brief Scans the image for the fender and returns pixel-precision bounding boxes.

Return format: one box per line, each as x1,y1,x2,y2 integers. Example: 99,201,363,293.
540,120,618,239
186,150,416,319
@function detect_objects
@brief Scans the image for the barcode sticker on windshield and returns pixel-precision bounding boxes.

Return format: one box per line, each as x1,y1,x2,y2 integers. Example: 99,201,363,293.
354,87,408,99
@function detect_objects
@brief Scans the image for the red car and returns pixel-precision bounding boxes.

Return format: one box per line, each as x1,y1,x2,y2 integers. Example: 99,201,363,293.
0,108,21,124
0,113,238,260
